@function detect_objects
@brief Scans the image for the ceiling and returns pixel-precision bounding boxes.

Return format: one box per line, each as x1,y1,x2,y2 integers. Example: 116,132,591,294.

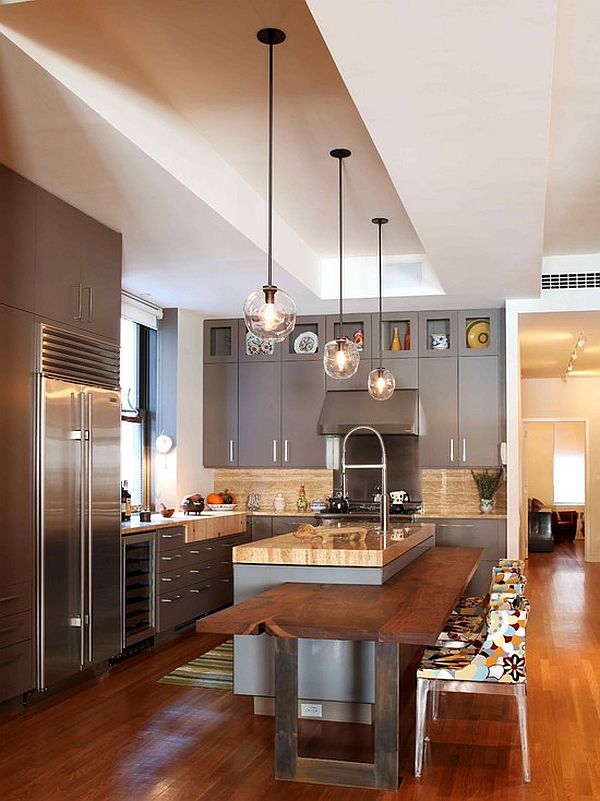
0,0,598,315
520,311,600,378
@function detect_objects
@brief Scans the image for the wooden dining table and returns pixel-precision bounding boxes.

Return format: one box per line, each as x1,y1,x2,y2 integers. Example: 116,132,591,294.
196,545,484,791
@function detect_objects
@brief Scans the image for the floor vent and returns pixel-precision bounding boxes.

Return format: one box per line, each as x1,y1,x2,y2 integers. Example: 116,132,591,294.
542,273,600,290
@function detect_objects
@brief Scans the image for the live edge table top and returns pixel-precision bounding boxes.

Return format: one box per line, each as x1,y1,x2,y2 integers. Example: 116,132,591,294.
196,546,484,646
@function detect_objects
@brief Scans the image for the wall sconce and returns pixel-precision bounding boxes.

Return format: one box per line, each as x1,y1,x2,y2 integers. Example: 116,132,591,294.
155,434,173,454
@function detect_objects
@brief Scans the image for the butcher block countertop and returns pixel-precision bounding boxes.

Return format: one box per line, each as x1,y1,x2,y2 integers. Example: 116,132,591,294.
121,511,247,541
233,522,434,568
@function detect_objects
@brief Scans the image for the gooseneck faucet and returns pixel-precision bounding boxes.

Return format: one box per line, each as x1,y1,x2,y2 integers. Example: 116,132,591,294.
341,425,389,539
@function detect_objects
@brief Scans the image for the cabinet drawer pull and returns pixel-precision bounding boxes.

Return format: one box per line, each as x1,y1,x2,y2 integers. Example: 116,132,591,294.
160,555,182,561
0,653,23,666
189,588,202,594
220,578,231,584
161,595,182,603
161,533,182,539
437,524,475,529
0,595,19,604
0,624,18,635
161,575,182,582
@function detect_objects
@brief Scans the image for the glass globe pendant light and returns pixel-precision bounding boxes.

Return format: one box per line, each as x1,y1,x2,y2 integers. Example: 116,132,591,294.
324,149,360,379
243,28,296,342
368,217,396,401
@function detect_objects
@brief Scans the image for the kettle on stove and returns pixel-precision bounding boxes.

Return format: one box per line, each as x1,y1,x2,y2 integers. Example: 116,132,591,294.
327,490,349,514
390,490,409,513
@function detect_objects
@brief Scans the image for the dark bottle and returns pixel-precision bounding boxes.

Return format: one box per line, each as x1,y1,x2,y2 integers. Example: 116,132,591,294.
121,481,132,522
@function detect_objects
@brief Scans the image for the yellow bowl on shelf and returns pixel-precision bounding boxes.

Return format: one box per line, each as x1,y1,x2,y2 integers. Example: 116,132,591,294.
466,319,490,349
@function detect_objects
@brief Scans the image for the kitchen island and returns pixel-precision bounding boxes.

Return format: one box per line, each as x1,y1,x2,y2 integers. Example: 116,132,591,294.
232,520,435,723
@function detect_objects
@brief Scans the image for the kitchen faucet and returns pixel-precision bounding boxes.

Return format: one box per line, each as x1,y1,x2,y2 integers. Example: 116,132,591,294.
341,425,389,539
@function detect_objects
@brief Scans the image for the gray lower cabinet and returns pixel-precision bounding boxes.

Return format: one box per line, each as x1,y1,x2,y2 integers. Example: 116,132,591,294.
250,516,273,541
155,530,249,634
424,517,507,597
238,362,282,467
419,357,458,467
0,165,36,313
203,363,239,467
281,361,326,467
458,355,501,467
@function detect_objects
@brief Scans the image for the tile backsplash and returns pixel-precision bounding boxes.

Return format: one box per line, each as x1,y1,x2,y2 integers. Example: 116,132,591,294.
422,468,506,516
212,469,334,512
213,467,506,516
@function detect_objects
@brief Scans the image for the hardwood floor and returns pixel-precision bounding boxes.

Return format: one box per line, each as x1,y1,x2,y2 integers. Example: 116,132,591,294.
0,542,597,800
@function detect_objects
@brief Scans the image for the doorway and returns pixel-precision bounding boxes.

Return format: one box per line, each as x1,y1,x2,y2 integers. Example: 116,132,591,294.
522,419,587,557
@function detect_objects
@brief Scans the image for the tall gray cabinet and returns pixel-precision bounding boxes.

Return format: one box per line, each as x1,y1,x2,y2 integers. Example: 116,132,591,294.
0,162,122,708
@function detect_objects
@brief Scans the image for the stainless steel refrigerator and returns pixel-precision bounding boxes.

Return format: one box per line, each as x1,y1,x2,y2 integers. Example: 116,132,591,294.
37,325,121,690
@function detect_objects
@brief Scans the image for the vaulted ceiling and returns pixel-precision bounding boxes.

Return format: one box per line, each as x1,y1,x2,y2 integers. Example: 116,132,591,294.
0,0,598,315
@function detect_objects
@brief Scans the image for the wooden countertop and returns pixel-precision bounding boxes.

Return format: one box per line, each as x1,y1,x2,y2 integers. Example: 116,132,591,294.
121,511,246,534
233,522,434,568
198,546,483,645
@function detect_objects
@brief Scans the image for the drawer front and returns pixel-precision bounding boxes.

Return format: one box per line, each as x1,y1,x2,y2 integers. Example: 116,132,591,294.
157,582,212,632
205,575,234,613
427,520,500,561
0,640,33,703
186,540,220,564
0,610,32,649
157,546,201,573
157,527,186,553
156,567,195,595
184,560,232,584
0,582,31,618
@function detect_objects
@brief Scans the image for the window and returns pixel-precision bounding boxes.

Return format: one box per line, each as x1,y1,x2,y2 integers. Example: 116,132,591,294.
120,318,157,507
553,422,585,506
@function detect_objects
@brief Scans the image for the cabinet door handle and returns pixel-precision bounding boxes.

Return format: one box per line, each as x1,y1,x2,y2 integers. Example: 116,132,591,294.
229,439,235,463
71,284,83,321
161,533,182,539
0,595,19,604
161,595,182,603
449,438,455,463
161,575,182,582
462,438,467,463
437,524,475,529
273,439,278,463
88,286,93,321
284,439,289,463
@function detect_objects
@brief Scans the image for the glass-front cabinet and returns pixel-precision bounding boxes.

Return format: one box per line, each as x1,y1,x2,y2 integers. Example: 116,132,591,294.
203,319,238,363
418,311,458,357
325,313,372,360
458,309,501,357
238,320,282,362
372,311,418,358
284,315,326,361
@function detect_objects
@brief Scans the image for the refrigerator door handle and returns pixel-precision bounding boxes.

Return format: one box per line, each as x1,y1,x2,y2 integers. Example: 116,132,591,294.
35,375,46,690
79,391,86,668
86,391,93,664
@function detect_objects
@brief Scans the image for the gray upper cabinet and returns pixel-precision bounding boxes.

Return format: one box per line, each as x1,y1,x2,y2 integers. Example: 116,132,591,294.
203,363,239,467
238,361,282,467
281,361,327,468
326,359,371,391
418,311,458,357
284,315,326,362
0,304,34,587
0,165,36,313
458,308,501,357
419,357,458,467
79,216,122,342
325,313,373,359
35,188,84,327
381,357,418,389
372,312,418,358
203,319,238,363
238,320,282,362
35,186,121,342
458,355,501,466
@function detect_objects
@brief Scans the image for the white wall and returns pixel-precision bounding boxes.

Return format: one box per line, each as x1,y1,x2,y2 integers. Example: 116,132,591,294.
523,422,554,506
521,379,596,559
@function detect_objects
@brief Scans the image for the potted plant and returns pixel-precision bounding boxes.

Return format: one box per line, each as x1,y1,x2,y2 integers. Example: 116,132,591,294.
471,469,503,514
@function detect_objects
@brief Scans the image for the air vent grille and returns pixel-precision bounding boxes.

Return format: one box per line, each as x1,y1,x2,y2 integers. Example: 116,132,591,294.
40,325,119,390
542,273,600,290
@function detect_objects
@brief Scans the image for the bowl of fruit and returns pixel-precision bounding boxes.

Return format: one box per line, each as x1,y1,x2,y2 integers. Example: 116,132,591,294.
206,489,237,512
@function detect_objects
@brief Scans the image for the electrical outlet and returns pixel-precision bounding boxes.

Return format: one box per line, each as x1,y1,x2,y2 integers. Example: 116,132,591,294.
300,703,323,718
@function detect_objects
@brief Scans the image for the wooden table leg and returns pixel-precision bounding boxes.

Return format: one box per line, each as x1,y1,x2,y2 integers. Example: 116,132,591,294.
273,637,400,791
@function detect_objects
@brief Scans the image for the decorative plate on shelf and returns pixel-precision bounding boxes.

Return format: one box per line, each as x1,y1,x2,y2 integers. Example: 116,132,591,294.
466,319,490,349
207,503,238,512
293,331,319,354
246,331,274,356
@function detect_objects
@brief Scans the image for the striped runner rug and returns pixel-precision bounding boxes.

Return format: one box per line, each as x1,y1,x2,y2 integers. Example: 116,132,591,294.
158,640,233,689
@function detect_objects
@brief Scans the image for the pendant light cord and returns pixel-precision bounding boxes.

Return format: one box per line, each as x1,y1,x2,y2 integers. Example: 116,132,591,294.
267,40,274,288
378,220,383,367
338,155,343,330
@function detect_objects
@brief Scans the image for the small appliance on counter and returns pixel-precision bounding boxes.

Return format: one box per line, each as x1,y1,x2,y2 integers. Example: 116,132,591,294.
326,490,349,514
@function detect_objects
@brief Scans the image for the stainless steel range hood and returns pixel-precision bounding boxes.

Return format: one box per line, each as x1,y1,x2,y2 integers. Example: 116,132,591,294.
318,389,419,436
